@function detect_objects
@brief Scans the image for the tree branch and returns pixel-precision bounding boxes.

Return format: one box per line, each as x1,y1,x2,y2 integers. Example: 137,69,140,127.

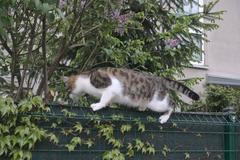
42,14,48,102
16,14,38,100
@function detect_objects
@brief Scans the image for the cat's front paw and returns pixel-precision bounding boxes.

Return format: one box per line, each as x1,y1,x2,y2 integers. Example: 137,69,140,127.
159,114,170,124
138,106,147,111
90,103,105,111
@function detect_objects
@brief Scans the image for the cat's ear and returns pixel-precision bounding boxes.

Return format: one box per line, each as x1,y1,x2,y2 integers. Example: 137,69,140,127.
61,76,69,84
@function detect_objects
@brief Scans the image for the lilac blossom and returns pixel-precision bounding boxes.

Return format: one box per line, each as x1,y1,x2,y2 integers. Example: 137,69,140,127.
164,38,181,47
109,11,133,35
109,10,121,19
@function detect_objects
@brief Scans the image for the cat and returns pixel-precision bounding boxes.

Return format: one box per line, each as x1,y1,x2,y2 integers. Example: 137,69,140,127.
62,67,199,124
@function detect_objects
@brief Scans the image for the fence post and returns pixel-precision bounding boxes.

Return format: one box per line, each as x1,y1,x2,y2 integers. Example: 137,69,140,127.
224,107,237,160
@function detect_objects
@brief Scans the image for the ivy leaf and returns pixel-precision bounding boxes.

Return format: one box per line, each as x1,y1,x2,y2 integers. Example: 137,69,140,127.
162,150,167,157
48,133,59,144
126,143,134,157
146,116,157,122
17,138,26,148
84,139,94,148
185,153,190,159
65,144,75,152
141,147,147,154
107,138,122,148
120,124,132,134
134,139,144,151
172,122,178,128
0,104,10,116
51,123,57,129
103,149,125,160
0,124,9,134
71,137,81,146
146,142,155,155
61,128,73,136
162,144,171,157
61,109,76,117
23,151,32,160
73,122,83,133
135,122,145,132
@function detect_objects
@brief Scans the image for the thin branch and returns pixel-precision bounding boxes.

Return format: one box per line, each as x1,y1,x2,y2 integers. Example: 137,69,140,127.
42,14,48,102
36,39,69,95
0,37,13,56
16,14,38,100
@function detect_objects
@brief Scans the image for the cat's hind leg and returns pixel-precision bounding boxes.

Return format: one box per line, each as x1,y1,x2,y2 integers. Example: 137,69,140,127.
91,90,115,111
159,107,173,124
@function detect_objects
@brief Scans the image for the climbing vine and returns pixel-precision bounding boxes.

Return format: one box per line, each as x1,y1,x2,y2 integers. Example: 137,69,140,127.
0,96,48,160
0,96,157,160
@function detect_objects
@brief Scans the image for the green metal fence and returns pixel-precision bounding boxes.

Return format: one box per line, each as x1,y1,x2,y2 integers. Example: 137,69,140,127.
27,104,240,160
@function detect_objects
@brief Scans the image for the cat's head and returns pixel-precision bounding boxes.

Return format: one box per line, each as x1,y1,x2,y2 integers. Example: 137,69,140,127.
61,75,77,93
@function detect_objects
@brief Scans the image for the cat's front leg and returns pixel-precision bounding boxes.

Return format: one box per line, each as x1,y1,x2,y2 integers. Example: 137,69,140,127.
91,90,115,111
159,108,173,124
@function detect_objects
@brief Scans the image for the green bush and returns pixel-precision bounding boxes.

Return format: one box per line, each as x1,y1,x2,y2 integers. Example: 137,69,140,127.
205,85,240,114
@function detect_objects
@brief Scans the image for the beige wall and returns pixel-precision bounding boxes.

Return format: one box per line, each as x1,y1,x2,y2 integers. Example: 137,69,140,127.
184,0,240,96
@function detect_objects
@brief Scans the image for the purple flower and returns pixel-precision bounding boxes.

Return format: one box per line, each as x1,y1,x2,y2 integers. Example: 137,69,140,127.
113,13,133,35
106,0,133,36
109,10,121,19
165,38,181,47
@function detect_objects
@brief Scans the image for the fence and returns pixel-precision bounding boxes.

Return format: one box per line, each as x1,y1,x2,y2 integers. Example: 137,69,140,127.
28,104,240,160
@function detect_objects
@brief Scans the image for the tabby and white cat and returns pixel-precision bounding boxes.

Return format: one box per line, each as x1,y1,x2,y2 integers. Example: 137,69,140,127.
62,67,199,124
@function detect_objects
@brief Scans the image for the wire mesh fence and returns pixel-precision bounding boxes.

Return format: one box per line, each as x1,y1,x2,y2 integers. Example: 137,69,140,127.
23,104,240,160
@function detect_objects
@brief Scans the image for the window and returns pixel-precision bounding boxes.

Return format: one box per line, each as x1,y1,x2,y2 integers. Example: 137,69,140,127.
184,0,205,66
183,0,203,14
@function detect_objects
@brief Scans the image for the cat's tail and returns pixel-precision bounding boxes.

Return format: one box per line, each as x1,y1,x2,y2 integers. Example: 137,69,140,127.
163,78,200,101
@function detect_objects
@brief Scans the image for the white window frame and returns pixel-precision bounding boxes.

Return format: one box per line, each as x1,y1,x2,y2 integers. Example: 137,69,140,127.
184,0,205,66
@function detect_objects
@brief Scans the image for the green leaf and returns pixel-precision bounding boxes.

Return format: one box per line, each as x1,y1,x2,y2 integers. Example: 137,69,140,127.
108,138,122,148
103,149,125,160
48,133,59,144
0,104,10,116
84,139,94,148
146,116,157,122
134,139,144,151
73,122,83,133
135,122,145,132
51,122,57,129
126,143,134,157
185,153,190,159
65,144,75,152
71,137,81,145
120,124,132,134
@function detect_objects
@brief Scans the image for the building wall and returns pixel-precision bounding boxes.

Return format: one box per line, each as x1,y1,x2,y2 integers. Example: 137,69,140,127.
183,0,240,96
